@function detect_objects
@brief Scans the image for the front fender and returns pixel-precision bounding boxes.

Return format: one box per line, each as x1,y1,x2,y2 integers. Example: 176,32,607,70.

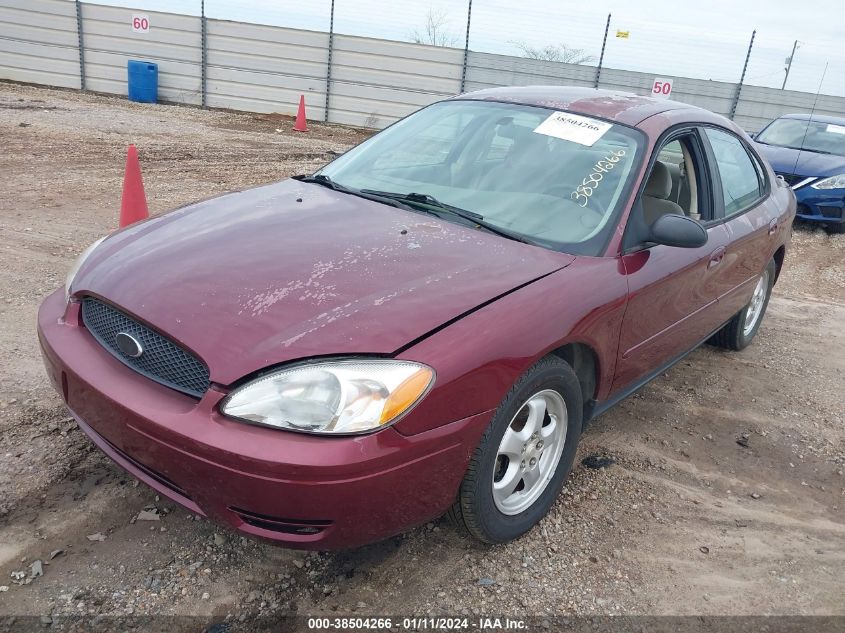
393,256,628,435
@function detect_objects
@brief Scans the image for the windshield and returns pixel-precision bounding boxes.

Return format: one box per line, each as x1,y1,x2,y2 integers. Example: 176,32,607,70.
318,100,645,255
756,117,845,157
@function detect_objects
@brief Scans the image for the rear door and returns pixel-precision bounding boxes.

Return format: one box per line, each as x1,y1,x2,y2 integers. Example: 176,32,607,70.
700,127,779,322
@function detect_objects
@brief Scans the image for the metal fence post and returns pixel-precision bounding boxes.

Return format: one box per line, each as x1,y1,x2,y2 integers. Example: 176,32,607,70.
75,0,86,90
729,29,755,121
200,0,207,108
459,0,473,93
324,0,335,122
594,13,610,89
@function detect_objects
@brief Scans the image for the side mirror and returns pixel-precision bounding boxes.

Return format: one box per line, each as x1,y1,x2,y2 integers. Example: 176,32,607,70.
650,214,708,249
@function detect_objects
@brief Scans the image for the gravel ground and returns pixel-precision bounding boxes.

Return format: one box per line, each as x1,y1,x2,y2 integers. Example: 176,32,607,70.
0,83,843,624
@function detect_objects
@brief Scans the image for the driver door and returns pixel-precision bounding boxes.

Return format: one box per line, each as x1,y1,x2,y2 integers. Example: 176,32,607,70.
613,130,730,392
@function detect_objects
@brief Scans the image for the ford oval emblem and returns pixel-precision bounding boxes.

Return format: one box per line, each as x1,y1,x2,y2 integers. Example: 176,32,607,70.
115,332,144,358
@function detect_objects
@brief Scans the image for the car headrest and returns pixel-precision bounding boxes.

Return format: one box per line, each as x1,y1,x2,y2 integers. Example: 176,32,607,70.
644,161,673,200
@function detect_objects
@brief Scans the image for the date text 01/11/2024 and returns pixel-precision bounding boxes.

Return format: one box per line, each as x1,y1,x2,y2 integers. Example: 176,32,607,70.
306,617,528,630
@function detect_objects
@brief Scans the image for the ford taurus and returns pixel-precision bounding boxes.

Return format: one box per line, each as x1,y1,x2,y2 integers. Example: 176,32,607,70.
38,87,795,549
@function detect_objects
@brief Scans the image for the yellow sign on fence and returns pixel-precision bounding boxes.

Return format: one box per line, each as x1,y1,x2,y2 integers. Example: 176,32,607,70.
616,30,630,39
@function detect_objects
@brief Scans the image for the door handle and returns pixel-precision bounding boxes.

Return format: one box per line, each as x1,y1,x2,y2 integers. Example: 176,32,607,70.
768,219,779,235
708,247,726,269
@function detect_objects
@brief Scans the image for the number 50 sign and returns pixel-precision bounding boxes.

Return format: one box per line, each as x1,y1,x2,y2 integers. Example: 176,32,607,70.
132,14,150,33
652,77,674,99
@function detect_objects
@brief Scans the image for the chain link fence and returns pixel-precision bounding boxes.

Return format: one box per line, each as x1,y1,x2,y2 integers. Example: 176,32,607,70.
61,0,845,97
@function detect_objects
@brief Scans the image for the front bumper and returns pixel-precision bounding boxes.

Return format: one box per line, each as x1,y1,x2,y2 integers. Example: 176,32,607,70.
37,289,491,549
794,186,845,225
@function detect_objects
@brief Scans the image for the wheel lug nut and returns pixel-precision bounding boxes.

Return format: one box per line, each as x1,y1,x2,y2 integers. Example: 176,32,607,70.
529,458,537,466
520,460,526,469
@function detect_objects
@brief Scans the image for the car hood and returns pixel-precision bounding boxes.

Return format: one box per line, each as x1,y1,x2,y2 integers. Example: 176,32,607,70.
74,180,573,385
755,142,845,178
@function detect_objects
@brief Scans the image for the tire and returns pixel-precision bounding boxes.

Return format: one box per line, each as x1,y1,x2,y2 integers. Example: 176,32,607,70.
710,258,776,351
447,355,583,544
827,222,845,235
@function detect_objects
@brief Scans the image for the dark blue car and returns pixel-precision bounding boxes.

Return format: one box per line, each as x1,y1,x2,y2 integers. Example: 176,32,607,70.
754,113,845,233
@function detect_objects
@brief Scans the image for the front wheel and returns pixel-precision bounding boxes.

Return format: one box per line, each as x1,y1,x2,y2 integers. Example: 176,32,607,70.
710,258,776,351
447,356,582,543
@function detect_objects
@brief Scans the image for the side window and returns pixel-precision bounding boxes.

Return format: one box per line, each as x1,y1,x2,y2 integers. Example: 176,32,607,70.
704,128,763,217
640,134,708,225
656,139,685,167
625,131,711,251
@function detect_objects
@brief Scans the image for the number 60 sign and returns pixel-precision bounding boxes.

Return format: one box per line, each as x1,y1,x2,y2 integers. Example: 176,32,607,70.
651,77,673,99
132,14,150,33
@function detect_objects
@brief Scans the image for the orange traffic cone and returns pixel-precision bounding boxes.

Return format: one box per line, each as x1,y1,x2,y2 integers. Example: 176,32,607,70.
294,95,308,132
119,144,149,228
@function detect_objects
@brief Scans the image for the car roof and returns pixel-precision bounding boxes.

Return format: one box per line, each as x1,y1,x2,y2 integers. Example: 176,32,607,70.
451,86,708,127
777,112,845,125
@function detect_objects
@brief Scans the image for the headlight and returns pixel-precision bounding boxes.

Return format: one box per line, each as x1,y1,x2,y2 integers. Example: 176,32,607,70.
65,236,107,303
810,174,845,190
221,360,435,434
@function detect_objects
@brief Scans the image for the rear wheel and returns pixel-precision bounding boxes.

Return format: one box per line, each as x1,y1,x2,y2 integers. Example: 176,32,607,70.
710,258,776,351
448,356,582,543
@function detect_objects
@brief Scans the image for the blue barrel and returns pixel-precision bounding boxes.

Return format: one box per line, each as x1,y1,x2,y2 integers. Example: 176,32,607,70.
127,60,158,103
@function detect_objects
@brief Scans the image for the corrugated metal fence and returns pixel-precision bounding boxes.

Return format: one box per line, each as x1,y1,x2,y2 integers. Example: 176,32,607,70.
1,0,844,132
0,0,79,89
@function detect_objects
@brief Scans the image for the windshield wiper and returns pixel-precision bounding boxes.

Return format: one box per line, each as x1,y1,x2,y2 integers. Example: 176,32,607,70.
293,173,348,191
362,191,483,220
360,190,534,245
293,174,417,212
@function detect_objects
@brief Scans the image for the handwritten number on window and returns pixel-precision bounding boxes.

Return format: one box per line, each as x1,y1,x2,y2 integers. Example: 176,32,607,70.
571,149,627,208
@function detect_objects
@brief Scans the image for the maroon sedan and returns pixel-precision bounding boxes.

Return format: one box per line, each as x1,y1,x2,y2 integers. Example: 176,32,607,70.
38,87,795,549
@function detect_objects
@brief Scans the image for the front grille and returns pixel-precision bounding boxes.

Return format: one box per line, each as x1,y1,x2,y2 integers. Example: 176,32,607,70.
820,205,843,219
81,297,210,398
775,172,809,187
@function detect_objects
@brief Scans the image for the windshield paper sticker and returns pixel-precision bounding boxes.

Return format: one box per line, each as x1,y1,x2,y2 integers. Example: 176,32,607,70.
571,149,627,207
826,124,845,135
534,112,613,146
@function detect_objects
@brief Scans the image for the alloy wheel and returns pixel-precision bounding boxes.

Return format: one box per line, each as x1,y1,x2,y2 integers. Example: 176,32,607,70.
492,389,567,515
743,269,769,337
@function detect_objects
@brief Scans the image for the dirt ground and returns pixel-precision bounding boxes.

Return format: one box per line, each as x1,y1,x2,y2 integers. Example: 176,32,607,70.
0,83,843,623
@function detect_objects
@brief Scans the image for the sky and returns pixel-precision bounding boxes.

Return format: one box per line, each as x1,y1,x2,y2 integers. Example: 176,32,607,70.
95,0,845,97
